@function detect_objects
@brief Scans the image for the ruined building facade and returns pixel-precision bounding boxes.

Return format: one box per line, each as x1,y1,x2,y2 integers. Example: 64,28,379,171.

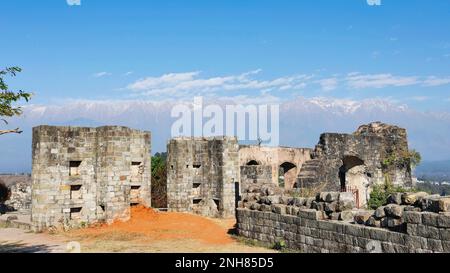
166,122,413,216
31,126,151,231
166,137,239,218
296,122,413,207
239,146,312,192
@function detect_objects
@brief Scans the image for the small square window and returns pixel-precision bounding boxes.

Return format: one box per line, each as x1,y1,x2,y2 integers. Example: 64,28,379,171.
70,207,82,220
69,161,82,176
70,185,82,199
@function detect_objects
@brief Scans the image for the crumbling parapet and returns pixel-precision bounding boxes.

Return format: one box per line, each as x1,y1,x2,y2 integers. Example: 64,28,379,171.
31,125,151,231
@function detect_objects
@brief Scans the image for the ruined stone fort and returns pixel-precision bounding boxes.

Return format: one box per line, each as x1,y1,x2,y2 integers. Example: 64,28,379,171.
2,121,449,253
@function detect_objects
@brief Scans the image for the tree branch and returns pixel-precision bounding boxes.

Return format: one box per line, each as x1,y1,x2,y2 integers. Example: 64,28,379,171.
0,128,23,136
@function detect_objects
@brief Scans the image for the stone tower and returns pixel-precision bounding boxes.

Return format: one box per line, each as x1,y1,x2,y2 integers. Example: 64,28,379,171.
166,137,239,218
31,125,151,231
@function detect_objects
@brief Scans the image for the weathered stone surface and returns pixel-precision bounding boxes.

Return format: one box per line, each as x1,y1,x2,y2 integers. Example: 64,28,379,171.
384,204,403,218
267,195,281,205
403,211,422,224
298,209,320,220
422,212,439,226
438,197,450,212
403,206,421,212
250,203,261,211
263,185,283,197
339,211,356,222
440,229,450,240
259,204,272,212
374,206,386,219
402,192,428,205
311,201,324,211
387,193,403,205
354,211,373,225
305,198,315,208
6,215,18,221
324,202,338,213
386,218,403,229
329,212,340,221
365,216,381,227
317,192,328,202
418,195,441,212
280,196,291,205
437,214,450,228
417,225,440,239
290,197,305,207
271,204,287,215
337,192,355,211
258,196,271,205
427,239,444,252
4,182,31,212
325,192,340,203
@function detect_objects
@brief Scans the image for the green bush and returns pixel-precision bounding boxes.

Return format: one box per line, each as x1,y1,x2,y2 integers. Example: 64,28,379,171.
273,240,286,250
381,149,422,170
367,177,412,209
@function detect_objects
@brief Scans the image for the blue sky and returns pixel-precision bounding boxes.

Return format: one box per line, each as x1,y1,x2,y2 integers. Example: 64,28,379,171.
1,0,450,172
1,0,450,109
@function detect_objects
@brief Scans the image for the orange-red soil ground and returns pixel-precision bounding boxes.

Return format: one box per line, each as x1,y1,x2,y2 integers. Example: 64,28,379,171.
71,206,235,245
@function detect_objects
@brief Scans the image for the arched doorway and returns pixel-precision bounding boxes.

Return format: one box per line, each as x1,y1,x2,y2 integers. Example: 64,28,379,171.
279,162,297,189
246,160,259,166
339,156,369,207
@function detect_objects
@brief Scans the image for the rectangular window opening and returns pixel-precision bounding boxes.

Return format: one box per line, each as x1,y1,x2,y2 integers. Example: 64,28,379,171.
70,207,82,220
70,185,82,199
69,161,82,176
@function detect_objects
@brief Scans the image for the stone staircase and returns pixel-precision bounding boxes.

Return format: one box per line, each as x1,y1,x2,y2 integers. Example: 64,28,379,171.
296,159,322,188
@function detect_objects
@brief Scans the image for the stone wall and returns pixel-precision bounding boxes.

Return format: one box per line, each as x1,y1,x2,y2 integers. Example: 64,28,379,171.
31,125,151,231
166,137,239,218
236,208,450,253
240,165,273,195
4,182,31,213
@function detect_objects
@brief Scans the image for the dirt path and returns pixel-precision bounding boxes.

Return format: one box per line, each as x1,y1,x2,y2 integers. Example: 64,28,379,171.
0,228,68,253
0,207,276,253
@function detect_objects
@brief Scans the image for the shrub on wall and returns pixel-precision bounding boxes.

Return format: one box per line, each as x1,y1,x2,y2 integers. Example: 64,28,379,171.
367,176,413,209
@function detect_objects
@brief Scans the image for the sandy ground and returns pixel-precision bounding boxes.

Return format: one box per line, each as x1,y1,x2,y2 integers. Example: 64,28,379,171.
0,207,276,253
0,228,68,253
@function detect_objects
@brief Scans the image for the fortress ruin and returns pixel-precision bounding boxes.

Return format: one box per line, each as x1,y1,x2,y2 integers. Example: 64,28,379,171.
167,122,413,215
2,121,448,253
